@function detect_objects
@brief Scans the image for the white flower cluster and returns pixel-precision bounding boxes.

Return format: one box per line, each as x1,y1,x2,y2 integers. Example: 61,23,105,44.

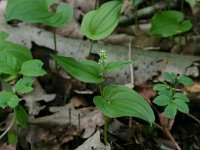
98,49,109,64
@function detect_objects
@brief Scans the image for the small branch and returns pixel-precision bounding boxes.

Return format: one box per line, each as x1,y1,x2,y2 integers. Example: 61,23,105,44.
185,113,200,124
153,122,182,150
0,111,16,140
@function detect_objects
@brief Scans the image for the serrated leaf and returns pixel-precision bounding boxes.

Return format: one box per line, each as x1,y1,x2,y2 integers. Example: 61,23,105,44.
93,84,155,124
8,130,17,144
6,0,73,27
0,32,32,66
173,99,189,113
19,60,46,77
174,93,189,102
52,55,104,83
163,72,176,82
158,90,173,97
104,61,132,73
150,10,192,37
81,0,123,40
178,75,193,86
153,95,171,106
15,77,34,94
164,103,177,118
0,51,18,75
0,91,19,108
15,105,29,128
153,83,169,91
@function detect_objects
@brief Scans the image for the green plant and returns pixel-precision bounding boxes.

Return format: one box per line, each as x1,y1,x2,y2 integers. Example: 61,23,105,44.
153,72,193,118
52,49,155,144
0,31,46,141
149,10,192,37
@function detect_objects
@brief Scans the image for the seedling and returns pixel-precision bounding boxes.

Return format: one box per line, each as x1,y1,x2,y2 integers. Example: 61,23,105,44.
52,49,155,144
0,31,46,141
153,72,193,118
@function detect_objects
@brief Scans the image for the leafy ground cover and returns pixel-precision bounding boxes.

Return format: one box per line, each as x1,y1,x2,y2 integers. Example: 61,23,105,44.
0,0,200,149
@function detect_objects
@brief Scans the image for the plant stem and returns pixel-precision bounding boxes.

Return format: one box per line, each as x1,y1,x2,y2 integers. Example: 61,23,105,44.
89,40,94,54
53,28,58,70
185,113,200,124
104,115,108,145
0,110,16,140
153,122,181,150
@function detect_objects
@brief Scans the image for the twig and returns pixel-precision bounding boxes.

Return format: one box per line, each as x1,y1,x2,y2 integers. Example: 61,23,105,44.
185,113,200,124
128,38,134,128
153,122,182,150
0,111,16,140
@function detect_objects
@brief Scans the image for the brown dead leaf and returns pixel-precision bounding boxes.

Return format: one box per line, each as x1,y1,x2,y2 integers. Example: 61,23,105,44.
186,81,200,93
0,144,15,150
70,96,89,107
30,104,104,138
22,79,56,115
75,131,111,150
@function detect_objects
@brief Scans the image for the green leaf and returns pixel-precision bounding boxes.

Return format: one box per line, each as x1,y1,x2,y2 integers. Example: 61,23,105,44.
0,91,19,108
0,32,32,66
132,0,144,7
174,93,189,102
93,84,155,124
52,55,104,83
173,99,189,113
163,72,176,82
19,60,46,77
0,51,18,75
164,103,177,118
104,61,132,73
0,32,9,41
153,95,171,106
178,75,193,86
158,90,172,97
153,83,169,91
15,105,29,128
81,0,123,40
6,0,73,27
15,77,34,94
8,130,17,144
150,10,192,37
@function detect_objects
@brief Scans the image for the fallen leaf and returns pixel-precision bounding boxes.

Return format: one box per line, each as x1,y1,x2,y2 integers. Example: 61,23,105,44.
22,79,56,115
75,131,111,150
30,104,104,138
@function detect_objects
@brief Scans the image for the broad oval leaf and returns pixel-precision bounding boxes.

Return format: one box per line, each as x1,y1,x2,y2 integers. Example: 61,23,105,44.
104,61,132,73
0,32,9,41
52,55,104,83
178,75,193,86
0,91,19,108
93,84,155,124
164,103,177,118
6,0,73,27
19,59,46,77
150,10,192,37
153,95,171,106
15,77,34,94
81,0,123,40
